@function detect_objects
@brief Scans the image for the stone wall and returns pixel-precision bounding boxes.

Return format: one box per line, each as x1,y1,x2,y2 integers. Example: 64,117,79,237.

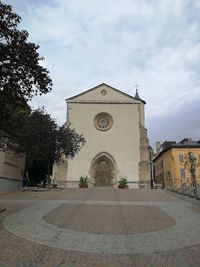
139,124,150,188
0,150,25,192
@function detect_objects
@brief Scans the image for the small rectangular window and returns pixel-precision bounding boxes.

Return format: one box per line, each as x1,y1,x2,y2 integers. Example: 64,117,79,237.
179,155,184,162
180,168,185,178
166,171,171,180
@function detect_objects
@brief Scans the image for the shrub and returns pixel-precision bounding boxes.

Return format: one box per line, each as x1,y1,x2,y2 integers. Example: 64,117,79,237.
118,177,128,188
79,176,89,185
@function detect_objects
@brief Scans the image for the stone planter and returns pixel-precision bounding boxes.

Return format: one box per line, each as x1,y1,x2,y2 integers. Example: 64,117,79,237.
79,184,88,188
118,185,128,189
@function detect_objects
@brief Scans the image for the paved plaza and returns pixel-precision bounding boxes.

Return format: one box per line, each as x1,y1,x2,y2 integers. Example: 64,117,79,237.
0,189,200,267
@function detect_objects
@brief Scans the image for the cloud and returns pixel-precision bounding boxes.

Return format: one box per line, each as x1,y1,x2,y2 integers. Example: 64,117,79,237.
4,0,200,144
146,98,200,144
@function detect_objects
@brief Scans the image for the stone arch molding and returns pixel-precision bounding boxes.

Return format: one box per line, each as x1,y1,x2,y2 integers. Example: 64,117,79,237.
90,152,117,187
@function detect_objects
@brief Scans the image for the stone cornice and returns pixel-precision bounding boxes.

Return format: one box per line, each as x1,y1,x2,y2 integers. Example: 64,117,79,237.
66,83,146,104
67,100,141,104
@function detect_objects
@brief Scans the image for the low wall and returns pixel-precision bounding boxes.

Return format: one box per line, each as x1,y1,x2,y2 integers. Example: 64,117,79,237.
0,176,21,193
0,150,25,192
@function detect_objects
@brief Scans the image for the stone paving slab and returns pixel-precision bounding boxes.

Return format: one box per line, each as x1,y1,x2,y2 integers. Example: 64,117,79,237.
0,189,200,267
0,188,184,202
44,204,175,234
3,200,200,255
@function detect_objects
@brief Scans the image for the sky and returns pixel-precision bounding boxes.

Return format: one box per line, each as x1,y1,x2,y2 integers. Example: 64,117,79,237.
4,0,200,146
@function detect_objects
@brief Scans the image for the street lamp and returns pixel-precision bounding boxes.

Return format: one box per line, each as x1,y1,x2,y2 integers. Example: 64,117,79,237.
148,145,154,189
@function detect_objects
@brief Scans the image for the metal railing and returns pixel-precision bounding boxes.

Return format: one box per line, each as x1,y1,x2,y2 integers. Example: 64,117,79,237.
166,178,200,200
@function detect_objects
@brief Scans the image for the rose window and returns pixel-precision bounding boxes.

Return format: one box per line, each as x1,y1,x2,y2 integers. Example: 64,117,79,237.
94,113,113,131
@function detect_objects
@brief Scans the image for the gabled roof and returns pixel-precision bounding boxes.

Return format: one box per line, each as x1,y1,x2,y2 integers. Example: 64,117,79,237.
66,83,146,104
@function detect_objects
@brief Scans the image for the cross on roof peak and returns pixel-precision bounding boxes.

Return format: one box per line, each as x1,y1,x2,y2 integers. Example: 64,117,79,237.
134,84,140,90
134,84,141,99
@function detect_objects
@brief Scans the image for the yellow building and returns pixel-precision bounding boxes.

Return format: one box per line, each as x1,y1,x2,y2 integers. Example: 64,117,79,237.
153,138,200,189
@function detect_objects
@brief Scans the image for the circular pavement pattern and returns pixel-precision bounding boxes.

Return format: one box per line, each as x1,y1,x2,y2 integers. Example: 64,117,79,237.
3,200,200,255
43,204,175,235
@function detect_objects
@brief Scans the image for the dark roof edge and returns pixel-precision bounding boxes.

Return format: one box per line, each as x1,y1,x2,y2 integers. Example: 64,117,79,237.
65,83,146,104
153,144,200,162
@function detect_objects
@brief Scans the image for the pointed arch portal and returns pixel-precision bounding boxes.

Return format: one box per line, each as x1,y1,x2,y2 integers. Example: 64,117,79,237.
91,152,117,187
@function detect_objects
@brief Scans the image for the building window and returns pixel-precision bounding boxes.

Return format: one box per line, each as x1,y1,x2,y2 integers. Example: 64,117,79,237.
179,155,184,163
94,112,113,131
179,168,185,178
101,89,107,95
166,171,171,180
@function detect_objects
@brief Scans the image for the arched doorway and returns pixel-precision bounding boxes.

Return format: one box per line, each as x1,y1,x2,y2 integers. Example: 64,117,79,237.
90,152,117,187
95,159,111,186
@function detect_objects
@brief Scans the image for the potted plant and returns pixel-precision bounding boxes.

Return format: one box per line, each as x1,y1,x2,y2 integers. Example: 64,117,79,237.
118,178,128,189
79,176,89,188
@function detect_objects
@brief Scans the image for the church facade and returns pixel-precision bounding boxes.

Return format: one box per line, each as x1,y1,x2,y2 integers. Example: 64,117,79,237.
53,83,150,188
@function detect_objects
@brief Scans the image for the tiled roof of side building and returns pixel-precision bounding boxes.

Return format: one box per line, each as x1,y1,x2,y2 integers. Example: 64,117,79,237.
153,138,200,162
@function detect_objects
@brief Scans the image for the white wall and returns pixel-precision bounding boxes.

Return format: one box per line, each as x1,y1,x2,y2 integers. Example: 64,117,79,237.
54,84,146,188
67,102,141,185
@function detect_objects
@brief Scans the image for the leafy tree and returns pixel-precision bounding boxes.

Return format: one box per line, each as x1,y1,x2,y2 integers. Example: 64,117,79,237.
17,109,85,165
0,2,86,184
55,124,86,162
0,1,52,100
0,92,31,148
183,152,200,191
0,1,52,146
11,108,86,184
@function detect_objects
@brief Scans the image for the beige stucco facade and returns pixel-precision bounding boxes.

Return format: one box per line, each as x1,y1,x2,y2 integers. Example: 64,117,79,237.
53,83,150,188
0,149,25,192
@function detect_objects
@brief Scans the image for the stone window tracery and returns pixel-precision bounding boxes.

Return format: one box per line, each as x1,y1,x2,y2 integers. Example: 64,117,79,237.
94,112,113,131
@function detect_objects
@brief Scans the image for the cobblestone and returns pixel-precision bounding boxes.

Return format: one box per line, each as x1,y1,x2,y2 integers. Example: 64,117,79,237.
0,189,200,267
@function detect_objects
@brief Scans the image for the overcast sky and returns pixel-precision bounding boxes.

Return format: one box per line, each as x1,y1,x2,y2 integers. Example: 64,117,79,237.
5,0,200,146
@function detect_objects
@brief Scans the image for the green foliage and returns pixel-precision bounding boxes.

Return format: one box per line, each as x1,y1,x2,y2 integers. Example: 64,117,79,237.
1,107,86,183
118,177,128,188
13,108,85,166
0,0,52,149
0,1,52,100
79,176,89,185
19,108,57,167
0,2,86,184
28,160,47,186
0,92,31,149
183,152,200,172
183,152,200,190
54,124,86,162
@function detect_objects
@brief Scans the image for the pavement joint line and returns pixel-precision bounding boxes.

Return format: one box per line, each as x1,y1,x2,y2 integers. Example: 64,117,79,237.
0,199,195,207
3,200,200,255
